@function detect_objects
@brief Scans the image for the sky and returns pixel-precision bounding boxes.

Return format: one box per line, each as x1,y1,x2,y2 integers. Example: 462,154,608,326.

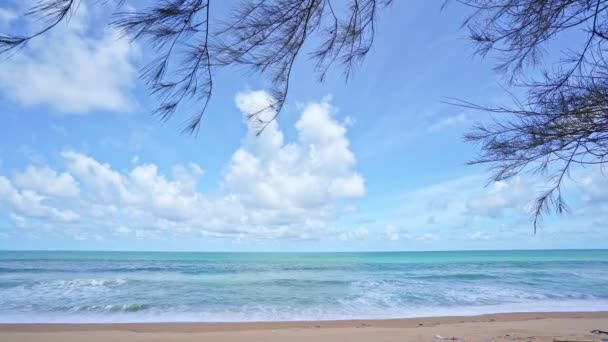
0,0,606,252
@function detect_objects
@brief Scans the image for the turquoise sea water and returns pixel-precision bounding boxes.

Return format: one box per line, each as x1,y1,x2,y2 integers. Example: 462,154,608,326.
0,250,607,322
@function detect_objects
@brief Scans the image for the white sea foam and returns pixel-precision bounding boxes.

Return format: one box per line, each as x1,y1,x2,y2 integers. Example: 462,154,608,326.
38,278,128,288
0,299,607,323
1,250,607,323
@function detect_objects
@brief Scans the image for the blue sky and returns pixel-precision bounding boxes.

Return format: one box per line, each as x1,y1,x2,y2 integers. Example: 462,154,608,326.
0,0,606,251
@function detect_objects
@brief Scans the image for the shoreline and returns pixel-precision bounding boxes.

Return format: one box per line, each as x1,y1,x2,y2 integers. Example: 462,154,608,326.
2,312,608,341
1,311,608,331
2,301,607,325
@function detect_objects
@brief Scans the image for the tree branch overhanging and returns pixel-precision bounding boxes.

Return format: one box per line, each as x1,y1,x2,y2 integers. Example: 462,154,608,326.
456,0,608,230
0,0,392,133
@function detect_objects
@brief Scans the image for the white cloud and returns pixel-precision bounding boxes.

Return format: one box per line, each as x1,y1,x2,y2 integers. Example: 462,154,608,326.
62,151,206,222
428,113,467,132
384,225,439,242
467,230,493,241
9,213,26,228
339,226,369,241
13,166,79,198
0,91,365,241
579,174,608,202
389,174,542,234
0,176,79,223
226,91,365,213
394,175,482,228
62,150,133,203
0,3,138,113
386,225,401,241
384,166,608,243
465,177,529,218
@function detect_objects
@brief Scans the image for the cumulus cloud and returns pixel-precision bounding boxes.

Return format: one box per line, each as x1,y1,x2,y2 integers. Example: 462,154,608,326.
13,166,79,198
226,91,365,213
0,91,365,241
0,176,79,223
0,3,137,113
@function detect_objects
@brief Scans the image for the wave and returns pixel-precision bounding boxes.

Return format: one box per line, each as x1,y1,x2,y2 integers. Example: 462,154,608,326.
37,278,128,288
1,251,607,323
0,299,607,323
0,278,129,295
71,304,150,313
410,273,497,280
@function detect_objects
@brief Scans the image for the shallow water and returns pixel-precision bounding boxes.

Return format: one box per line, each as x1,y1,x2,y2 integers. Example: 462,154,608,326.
1,250,607,322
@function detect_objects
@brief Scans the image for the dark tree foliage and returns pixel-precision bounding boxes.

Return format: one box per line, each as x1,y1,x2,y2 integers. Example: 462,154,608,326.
0,0,391,134
453,0,608,230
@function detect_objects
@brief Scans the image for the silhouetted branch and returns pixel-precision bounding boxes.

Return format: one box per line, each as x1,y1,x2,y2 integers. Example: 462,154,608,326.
0,0,392,133
0,0,76,54
450,0,608,229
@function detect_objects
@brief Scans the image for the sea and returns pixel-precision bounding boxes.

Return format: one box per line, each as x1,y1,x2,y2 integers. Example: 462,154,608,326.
0,249,607,323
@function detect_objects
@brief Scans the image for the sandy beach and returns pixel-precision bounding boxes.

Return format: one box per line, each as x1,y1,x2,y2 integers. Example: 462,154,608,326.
1,312,607,342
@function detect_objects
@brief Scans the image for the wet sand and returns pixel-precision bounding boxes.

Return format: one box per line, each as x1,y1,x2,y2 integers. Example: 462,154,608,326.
1,312,608,341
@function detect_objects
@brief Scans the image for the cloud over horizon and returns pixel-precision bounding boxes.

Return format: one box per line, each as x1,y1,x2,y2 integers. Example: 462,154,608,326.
0,91,365,242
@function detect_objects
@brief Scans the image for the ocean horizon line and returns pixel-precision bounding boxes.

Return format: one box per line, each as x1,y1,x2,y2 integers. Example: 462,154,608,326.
1,248,606,254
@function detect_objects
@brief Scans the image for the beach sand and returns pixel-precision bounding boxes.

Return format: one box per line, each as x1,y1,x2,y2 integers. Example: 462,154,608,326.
1,312,607,341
